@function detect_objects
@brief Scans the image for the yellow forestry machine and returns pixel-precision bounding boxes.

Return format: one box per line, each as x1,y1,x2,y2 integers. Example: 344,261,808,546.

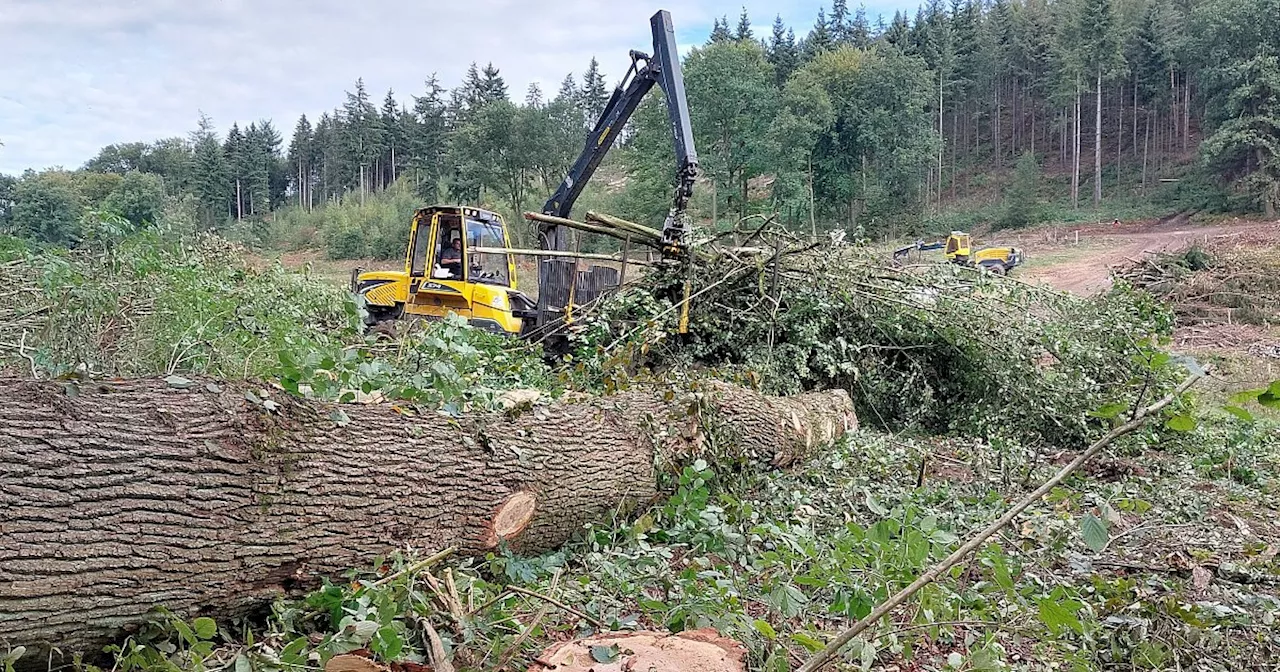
350,9,699,340
893,231,1024,275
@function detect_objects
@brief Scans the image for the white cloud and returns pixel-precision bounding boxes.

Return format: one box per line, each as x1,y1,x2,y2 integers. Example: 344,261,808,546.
0,0,917,174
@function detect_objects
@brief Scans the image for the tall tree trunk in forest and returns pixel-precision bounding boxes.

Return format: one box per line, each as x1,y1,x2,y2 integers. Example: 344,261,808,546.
1170,68,1178,155
1073,78,1082,210
808,154,816,235
938,73,944,208
0,377,856,668
1117,83,1123,188
1142,108,1151,194
235,179,243,221
951,110,958,201
993,83,1001,167
1094,69,1103,208
1132,75,1139,160
1183,81,1191,152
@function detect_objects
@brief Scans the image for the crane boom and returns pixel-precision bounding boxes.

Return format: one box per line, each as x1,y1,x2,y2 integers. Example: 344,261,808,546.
539,9,699,257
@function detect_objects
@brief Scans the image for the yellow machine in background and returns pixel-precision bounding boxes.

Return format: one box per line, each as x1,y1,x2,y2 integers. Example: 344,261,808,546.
350,206,536,335
894,231,1023,275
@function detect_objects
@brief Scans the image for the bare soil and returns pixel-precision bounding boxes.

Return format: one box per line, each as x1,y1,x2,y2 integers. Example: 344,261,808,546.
1013,215,1280,295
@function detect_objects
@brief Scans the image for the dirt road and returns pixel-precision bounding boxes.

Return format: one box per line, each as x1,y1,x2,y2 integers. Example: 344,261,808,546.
1017,216,1278,295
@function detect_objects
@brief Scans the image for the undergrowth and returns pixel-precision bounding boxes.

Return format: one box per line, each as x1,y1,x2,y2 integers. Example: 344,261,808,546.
0,229,552,412
66,419,1280,672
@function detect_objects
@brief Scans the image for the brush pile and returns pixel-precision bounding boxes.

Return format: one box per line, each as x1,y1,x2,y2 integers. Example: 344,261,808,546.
1113,242,1280,327
567,215,1183,447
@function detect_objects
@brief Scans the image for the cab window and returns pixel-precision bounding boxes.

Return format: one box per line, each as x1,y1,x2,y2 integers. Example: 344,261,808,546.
409,215,432,276
433,215,464,279
465,217,511,287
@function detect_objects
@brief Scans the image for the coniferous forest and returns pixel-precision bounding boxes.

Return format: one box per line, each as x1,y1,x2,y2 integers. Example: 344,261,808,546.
1,0,1277,256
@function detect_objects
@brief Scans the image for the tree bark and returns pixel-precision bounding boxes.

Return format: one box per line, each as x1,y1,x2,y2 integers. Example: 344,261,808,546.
1094,69,1103,208
0,377,855,666
1073,79,1082,210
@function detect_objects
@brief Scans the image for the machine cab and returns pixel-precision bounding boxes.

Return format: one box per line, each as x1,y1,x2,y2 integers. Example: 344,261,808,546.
944,232,972,262
407,206,516,290
353,205,531,336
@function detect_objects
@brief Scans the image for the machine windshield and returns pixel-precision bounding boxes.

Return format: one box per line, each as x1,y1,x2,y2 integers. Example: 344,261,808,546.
465,217,511,287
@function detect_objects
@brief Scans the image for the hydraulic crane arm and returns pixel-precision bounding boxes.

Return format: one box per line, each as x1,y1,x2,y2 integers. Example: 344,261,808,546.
540,9,699,258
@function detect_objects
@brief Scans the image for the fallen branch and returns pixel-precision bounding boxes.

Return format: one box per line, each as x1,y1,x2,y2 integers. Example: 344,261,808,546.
506,584,604,629
365,546,457,590
796,369,1205,672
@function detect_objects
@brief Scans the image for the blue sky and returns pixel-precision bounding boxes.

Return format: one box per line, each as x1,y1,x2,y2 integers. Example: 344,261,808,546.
0,1,918,175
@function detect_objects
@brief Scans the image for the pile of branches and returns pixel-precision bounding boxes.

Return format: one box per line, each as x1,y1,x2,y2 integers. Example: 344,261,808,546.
1113,243,1280,327
571,215,1181,448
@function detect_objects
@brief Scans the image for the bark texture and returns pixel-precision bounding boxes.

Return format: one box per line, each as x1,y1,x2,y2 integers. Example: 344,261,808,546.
0,377,855,664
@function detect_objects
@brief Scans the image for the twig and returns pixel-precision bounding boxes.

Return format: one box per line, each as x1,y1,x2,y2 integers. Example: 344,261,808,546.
796,369,1206,672
365,546,457,590
19,331,38,378
506,584,604,629
497,570,562,669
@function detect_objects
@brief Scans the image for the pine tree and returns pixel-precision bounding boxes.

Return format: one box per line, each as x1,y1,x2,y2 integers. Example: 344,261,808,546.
736,7,753,41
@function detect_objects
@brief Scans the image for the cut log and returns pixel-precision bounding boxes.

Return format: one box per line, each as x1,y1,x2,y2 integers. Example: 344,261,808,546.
0,377,855,666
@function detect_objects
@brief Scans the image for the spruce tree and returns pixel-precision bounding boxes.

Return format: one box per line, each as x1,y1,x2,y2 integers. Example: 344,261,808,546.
736,7,753,41
709,17,733,43
287,115,313,209
189,113,229,229
767,16,800,86
579,57,609,123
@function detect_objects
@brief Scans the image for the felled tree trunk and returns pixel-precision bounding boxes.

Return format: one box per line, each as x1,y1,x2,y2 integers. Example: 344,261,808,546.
0,377,855,665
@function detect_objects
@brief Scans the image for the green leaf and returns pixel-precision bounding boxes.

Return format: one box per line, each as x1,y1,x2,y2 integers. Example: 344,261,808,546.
1089,401,1128,419
165,374,195,389
171,619,195,645
330,409,351,426
947,652,965,668
1165,414,1196,432
1258,391,1280,409
1229,387,1267,404
753,619,777,640
1223,405,1255,422
590,644,621,663
1081,514,1109,552
192,617,217,640
791,633,826,652
1037,597,1083,635
234,653,251,672
279,637,309,666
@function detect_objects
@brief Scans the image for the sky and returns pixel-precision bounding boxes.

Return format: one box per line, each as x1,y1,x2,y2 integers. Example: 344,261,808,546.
0,0,917,175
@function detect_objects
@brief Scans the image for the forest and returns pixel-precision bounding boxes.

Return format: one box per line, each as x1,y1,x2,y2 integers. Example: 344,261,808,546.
4,0,1280,670
1,0,1277,258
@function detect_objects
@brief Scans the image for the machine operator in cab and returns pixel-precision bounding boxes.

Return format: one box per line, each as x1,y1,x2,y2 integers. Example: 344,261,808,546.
437,228,463,279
